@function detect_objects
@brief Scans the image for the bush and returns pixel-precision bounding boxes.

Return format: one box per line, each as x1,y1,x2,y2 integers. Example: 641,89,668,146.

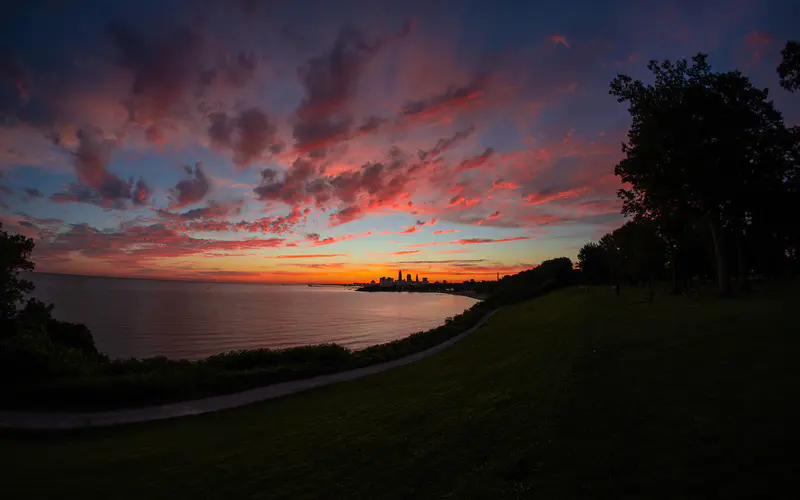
0,330,98,382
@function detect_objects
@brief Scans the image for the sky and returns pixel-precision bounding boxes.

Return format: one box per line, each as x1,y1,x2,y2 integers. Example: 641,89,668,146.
1,0,798,284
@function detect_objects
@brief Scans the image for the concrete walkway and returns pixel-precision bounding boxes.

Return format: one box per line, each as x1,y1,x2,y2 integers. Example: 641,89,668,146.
0,308,501,430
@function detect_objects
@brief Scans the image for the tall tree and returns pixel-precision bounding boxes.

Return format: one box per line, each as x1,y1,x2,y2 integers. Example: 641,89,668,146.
610,55,792,295
577,241,610,285
0,222,35,324
611,220,666,286
777,41,800,273
778,41,800,92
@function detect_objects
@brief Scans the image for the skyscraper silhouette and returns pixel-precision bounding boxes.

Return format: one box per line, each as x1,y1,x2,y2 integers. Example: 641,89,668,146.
398,269,402,282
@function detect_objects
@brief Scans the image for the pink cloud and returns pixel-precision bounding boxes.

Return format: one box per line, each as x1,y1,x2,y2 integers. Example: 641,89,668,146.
394,218,438,235
492,179,521,190
308,231,373,246
433,229,460,235
273,253,348,259
551,35,569,48
524,188,587,205
408,236,532,248
33,222,288,270
390,250,420,255
329,205,364,226
178,206,309,234
745,30,775,62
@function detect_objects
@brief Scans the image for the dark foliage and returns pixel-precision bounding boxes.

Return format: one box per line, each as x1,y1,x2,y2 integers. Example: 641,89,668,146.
0,224,102,386
0,223,35,323
487,257,574,306
578,220,668,287
610,54,798,295
778,41,800,92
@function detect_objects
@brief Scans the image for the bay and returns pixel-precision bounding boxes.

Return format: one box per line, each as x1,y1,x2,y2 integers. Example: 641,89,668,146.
29,273,477,360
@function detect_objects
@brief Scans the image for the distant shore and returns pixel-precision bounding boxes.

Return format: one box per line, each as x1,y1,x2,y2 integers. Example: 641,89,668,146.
440,290,487,300
356,286,487,301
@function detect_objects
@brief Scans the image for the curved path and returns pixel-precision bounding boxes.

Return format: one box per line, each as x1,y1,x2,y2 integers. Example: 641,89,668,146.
0,308,501,430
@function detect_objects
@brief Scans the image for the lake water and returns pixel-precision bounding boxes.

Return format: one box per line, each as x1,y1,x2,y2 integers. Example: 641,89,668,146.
29,273,477,360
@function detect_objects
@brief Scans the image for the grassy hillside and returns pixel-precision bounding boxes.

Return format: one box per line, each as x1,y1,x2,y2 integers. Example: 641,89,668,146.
2,286,799,499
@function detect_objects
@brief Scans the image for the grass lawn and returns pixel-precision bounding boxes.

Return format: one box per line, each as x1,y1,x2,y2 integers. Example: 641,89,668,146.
2,286,799,499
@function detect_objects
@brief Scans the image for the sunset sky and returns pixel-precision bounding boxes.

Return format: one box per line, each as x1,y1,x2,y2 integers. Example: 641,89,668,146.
1,0,798,283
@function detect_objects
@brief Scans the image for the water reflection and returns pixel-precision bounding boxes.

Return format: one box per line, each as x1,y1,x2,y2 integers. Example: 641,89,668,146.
30,274,477,360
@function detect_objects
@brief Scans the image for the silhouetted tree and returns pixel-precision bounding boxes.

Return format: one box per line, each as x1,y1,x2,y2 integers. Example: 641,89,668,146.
577,242,610,285
777,42,800,274
778,41,800,92
0,223,100,368
0,222,35,325
610,54,793,295
611,220,666,287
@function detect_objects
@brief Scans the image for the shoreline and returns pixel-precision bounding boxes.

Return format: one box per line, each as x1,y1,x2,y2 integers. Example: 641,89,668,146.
0,308,501,429
443,290,489,300
3,296,496,414
357,287,489,301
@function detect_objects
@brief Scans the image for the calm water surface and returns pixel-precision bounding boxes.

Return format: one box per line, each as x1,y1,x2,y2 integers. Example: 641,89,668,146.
30,273,477,360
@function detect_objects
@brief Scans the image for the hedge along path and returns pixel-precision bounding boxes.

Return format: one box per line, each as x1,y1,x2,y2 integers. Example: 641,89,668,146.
0,308,501,430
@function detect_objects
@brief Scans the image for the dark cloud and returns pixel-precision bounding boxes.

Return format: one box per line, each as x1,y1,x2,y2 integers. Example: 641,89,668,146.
106,19,205,124
357,115,388,134
202,51,258,88
295,27,381,118
169,199,244,220
169,162,210,208
417,126,475,161
131,178,151,206
0,52,29,123
329,205,363,225
292,117,352,155
401,74,488,119
50,183,101,206
50,126,152,209
292,24,409,154
50,180,149,209
209,108,282,166
22,187,43,199
179,206,310,234
73,126,116,188
456,147,494,171
328,161,409,208
0,214,64,241
253,158,319,205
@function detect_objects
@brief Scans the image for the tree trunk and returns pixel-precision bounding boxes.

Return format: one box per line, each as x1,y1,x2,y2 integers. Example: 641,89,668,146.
671,257,679,294
709,219,732,296
736,233,750,294
671,248,682,294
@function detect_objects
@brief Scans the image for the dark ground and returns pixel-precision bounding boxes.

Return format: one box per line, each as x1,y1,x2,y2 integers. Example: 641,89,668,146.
2,286,799,499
